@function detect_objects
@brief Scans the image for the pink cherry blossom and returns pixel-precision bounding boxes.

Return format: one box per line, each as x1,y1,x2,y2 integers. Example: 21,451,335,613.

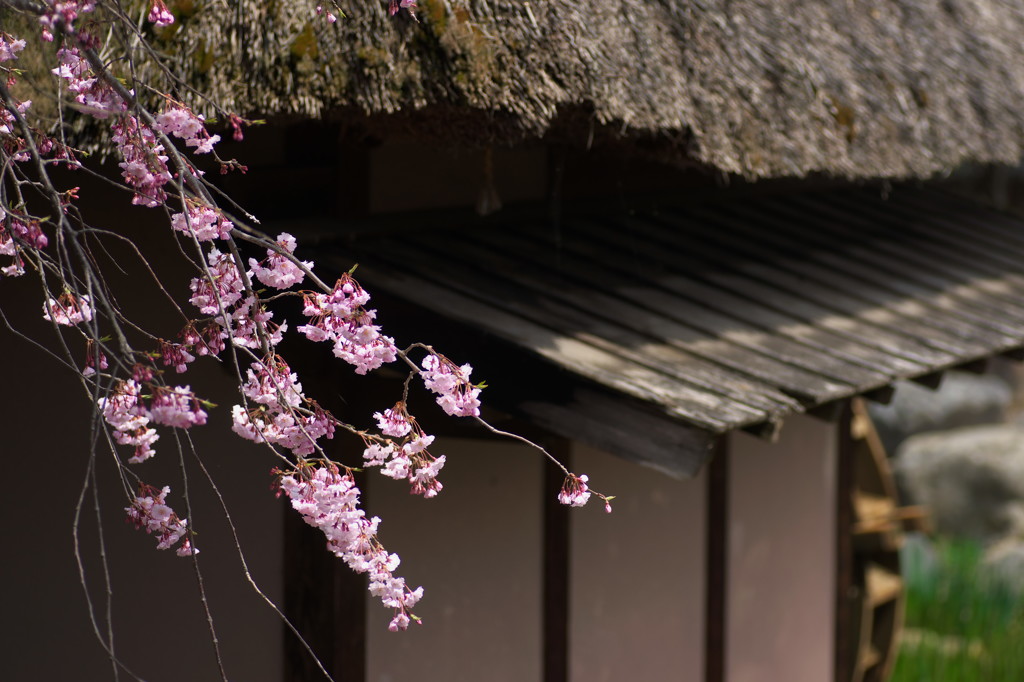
147,0,174,26
52,47,126,120
374,405,412,438
420,353,482,417
242,357,305,410
171,204,233,241
82,340,108,376
249,233,311,289
153,104,219,154
277,465,421,628
0,34,26,62
189,247,244,315
148,385,207,428
159,340,196,373
298,274,397,375
43,293,93,326
111,116,171,206
558,473,592,508
126,485,196,555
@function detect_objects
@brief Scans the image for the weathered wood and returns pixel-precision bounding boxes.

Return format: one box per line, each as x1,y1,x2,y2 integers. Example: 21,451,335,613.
615,206,967,367
680,204,999,360
775,195,1024,331
518,388,719,479
543,439,571,682
348,260,740,431
401,235,802,417
705,440,729,682
460,228,856,402
519,217,914,382
310,187,1024,464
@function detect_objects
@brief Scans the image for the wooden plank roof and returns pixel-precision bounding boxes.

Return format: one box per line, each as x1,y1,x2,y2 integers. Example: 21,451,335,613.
320,187,1024,476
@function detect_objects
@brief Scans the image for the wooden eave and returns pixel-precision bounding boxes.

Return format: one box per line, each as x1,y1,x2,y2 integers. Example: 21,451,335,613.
312,187,1024,477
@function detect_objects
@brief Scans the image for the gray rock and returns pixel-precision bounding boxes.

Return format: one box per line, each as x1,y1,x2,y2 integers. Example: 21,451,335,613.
982,540,1024,595
900,532,940,588
869,372,1012,455
894,424,1024,544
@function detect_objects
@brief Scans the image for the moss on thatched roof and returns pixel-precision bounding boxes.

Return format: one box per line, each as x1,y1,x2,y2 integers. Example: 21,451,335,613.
34,1,1024,178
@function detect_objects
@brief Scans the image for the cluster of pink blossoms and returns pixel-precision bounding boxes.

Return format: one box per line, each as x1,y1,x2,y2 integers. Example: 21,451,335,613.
153,104,220,155
298,273,398,375
0,34,32,163
187,247,281,349
232,356,336,456
0,208,48,277
278,466,422,630
0,33,26,61
110,115,172,207
147,0,175,28
38,0,96,41
48,13,221,207
43,292,93,326
189,242,296,349
171,203,233,242
125,485,196,556
388,0,417,17
250,233,311,289
558,474,613,512
51,46,124,120
363,403,446,498
82,339,108,376
420,353,481,417
99,371,208,464
314,4,339,23
558,474,592,508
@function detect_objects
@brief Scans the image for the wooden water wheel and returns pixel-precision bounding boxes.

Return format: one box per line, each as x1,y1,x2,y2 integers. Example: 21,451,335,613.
844,399,929,682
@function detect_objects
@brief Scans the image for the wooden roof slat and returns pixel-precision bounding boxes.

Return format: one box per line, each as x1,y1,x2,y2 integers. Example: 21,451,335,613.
462,228,863,401
391,235,802,419
781,195,1024,326
328,188,1024,451
615,209,966,365
431,229,852,403
738,209,1024,344
343,260,743,431
675,206,1002,359
535,216,929,381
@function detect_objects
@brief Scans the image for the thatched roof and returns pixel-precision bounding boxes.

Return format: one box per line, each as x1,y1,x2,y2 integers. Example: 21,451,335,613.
152,0,1024,179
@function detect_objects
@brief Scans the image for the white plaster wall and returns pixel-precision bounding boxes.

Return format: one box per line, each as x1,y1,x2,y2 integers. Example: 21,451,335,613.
366,438,543,682
727,415,837,682
570,443,707,682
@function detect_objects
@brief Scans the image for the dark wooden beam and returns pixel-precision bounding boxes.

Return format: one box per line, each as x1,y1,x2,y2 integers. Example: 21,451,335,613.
808,399,846,423
956,358,990,375
283,471,369,682
910,370,945,389
862,384,895,406
705,437,728,682
543,439,572,682
740,417,783,442
835,402,855,682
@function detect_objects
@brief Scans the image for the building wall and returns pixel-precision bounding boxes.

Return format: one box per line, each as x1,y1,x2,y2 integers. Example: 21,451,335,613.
0,183,284,682
365,438,544,682
570,443,708,682
727,415,837,682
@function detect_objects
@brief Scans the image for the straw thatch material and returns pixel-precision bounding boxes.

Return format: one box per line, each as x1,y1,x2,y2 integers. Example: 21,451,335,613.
25,1,1024,178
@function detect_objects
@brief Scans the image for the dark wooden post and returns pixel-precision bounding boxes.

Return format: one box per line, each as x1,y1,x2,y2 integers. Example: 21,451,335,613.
835,401,855,682
705,437,728,682
543,438,572,682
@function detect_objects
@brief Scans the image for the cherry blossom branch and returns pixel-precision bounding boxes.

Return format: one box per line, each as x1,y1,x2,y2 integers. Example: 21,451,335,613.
0,3,613,678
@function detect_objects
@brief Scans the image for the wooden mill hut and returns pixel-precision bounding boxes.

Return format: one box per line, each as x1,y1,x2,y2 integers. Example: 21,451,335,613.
5,2,1024,681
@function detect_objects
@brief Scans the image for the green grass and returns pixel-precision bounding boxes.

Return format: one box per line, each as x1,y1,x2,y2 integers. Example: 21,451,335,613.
892,537,1024,682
